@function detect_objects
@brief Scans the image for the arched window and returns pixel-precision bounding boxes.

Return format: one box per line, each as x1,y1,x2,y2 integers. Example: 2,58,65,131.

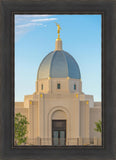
41,84,43,90
74,84,76,90
57,83,61,89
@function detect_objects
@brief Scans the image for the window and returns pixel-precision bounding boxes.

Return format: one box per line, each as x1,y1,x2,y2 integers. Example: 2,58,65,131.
57,83,60,89
41,84,43,90
74,84,76,90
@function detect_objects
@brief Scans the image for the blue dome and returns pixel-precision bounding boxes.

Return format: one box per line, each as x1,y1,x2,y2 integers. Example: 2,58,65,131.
37,50,81,80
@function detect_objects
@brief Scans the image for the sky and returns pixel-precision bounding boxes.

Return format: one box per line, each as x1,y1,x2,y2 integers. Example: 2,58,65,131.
15,14,101,102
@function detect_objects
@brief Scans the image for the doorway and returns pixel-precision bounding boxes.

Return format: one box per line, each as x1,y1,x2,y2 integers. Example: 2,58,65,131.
52,120,66,146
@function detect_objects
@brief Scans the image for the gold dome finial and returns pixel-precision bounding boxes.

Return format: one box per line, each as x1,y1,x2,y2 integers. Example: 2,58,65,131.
55,22,61,40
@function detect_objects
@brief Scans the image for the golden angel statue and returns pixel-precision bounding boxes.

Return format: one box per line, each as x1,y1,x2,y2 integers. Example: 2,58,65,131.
55,22,61,34
55,22,62,39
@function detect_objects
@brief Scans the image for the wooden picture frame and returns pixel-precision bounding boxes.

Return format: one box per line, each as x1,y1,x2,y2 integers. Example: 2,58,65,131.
0,0,116,159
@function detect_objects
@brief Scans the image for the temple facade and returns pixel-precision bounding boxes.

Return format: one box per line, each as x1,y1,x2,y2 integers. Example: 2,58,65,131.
15,25,101,146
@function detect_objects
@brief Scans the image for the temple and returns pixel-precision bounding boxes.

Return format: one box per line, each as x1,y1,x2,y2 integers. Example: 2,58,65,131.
15,24,101,146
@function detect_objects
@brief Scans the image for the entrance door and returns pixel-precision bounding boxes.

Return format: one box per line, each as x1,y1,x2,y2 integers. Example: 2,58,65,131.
52,120,66,146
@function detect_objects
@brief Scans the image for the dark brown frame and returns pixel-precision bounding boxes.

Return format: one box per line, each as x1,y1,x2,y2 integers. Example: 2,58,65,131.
0,0,116,160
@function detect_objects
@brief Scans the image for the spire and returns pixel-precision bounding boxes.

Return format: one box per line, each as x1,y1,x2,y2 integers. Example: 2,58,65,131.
55,23,62,50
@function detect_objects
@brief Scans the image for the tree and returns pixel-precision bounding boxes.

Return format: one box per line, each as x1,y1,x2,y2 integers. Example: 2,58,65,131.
15,113,29,145
94,120,102,133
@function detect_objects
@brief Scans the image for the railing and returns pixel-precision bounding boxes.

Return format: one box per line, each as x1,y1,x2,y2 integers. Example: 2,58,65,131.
26,137,101,146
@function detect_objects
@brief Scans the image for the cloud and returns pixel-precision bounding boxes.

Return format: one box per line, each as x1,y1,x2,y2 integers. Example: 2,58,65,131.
15,15,55,24
15,15,57,41
31,18,57,22
16,23,42,28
